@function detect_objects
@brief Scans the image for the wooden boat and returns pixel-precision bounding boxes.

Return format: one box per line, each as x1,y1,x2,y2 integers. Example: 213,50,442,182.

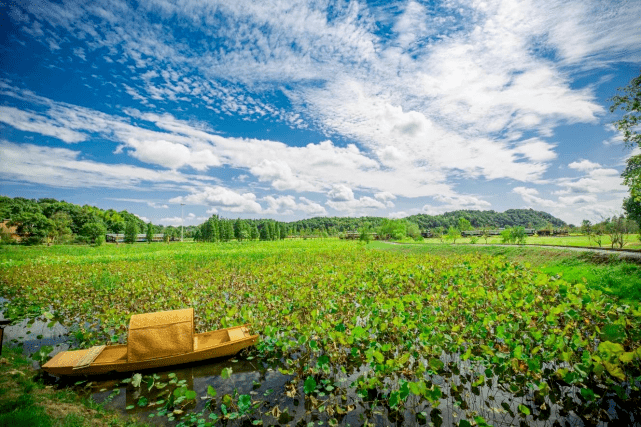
42,308,258,376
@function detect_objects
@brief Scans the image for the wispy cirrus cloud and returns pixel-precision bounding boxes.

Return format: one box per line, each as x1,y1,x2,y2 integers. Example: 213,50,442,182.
0,106,87,143
0,140,209,189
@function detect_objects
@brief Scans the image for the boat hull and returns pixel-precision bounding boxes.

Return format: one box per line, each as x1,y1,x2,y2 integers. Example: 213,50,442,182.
42,325,258,376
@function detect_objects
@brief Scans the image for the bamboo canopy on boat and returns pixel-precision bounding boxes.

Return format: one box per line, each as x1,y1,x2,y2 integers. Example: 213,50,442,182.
127,308,194,363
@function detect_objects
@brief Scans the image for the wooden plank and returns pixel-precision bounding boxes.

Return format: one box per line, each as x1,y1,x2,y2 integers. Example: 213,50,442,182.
73,345,106,370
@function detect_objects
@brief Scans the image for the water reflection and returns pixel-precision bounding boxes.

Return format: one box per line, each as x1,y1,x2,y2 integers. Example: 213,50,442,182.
1,313,70,357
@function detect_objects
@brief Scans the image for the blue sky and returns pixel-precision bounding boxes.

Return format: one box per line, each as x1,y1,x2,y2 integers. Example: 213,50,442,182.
1,0,640,226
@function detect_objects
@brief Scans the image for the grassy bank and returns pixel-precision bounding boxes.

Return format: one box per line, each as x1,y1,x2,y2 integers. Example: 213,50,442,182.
369,241,641,303
0,347,148,427
403,233,641,248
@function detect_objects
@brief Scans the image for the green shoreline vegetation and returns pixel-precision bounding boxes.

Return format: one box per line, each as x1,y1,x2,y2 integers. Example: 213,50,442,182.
1,240,641,426
0,347,149,427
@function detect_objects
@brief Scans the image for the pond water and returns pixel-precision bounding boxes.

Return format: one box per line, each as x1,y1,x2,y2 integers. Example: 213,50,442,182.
2,311,640,426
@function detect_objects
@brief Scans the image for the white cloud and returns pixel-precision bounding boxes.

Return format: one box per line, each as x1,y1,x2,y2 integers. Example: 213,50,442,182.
127,138,192,170
0,106,87,143
377,145,406,165
375,191,396,202
107,198,169,209
297,197,327,216
260,195,327,216
0,140,206,189
422,194,492,215
171,186,262,214
388,211,408,219
558,195,597,205
568,159,601,171
327,196,386,213
393,1,429,50
156,216,200,226
556,167,624,194
512,187,557,208
262,195,297,215
375,191,396,208
134,213,149,223
250,159,314,192
513,139,557,162
327,184,354,202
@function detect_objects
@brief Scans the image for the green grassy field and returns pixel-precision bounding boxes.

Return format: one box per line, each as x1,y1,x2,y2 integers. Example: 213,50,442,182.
414,233,641,249
368,241,641,303
1,240,640,426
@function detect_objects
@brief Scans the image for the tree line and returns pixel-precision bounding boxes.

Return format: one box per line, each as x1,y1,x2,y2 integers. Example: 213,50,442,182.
4,196,638,247
193,216,287,242
0,196,181,245
0,196,573,245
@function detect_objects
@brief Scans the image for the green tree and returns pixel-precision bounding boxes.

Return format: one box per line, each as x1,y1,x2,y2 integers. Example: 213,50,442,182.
105,212,126,234
359,222,373,244
605,215,631,248
80,222,106,246
433,226,445,243
581,220,592,236
124,220,138,244
481,225,492,244
610,70,641,202
591,224,604,247
457,217,472,232
49,211,73,244
234,218,242,241
146,222,154,243
10,212,52,245
500,228,511,244
445,226,461,244
624,197,641,227
378,219,406,240
259,225,269,241
405,221,422,241
510,226,527,245
199,219,213,242
163,228,175,243
250,224,259,240
210,217,220,242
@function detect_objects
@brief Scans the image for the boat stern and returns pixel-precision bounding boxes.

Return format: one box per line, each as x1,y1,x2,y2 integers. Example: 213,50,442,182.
41,348,93,375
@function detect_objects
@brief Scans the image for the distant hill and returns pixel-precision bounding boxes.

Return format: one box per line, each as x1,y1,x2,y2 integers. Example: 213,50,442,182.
405,208,567,231
285,208,567,233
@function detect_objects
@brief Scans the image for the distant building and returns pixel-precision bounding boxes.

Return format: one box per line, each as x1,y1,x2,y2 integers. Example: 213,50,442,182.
106,233,165,243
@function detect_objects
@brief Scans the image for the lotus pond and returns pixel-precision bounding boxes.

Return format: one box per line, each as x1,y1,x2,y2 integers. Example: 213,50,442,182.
1,240,640,426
